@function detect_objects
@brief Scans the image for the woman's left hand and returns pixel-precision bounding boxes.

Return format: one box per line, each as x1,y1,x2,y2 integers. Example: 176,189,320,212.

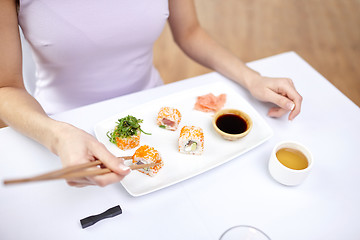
167,0,302,121
247,75,303,120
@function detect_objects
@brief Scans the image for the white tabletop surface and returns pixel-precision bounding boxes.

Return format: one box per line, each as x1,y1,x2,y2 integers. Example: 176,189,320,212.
1,52,359,240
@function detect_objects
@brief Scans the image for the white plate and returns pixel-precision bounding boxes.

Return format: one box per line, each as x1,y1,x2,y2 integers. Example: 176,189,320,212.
94,82,273,196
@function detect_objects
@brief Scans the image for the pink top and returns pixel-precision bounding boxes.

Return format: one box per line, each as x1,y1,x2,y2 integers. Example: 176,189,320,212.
18,0,169,114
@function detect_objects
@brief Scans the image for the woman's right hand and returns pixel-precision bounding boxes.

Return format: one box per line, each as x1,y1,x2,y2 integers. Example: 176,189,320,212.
53,123,131,187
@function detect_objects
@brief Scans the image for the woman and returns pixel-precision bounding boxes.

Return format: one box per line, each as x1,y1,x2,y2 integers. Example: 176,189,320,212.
0,0,302,187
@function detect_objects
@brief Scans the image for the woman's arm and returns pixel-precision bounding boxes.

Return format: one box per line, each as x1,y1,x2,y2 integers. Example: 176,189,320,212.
168,0,302,120
0,0,130,187
0,0,54,146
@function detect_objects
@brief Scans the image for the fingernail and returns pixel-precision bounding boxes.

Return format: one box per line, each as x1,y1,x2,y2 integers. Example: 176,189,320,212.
119,164,130,171
287,102,295,111
288,114,294,122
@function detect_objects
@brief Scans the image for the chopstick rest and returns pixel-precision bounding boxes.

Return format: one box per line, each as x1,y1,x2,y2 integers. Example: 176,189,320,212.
80,205,122,229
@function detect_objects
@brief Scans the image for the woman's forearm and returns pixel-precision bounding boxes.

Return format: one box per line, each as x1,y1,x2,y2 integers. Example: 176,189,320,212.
168,0,302,120
0,0,65,154
0,86,64,154
171,24,260,90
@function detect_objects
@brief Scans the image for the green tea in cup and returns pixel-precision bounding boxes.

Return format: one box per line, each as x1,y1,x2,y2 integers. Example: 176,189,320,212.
269,141,313,186
276,148,308,170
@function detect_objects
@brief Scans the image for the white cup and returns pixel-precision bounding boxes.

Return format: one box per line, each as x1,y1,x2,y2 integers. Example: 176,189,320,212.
268,141,313,186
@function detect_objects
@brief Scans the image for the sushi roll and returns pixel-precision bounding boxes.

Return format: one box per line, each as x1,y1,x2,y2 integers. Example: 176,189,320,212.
107,115,151,150
156,107,182,131
178,126,204,155
133,145,164,177
115,130,141,150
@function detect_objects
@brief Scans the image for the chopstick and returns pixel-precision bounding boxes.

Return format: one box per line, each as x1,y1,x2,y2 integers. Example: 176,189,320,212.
3,156,159,185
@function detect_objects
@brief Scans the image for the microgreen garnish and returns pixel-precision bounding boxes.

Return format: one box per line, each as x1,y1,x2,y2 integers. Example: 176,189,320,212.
107,115,151,144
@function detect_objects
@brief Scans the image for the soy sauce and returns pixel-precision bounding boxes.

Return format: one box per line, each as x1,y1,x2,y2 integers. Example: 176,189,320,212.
216,113,248,134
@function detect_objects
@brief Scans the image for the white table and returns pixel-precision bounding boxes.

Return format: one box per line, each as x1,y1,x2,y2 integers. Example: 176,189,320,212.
1,52,359,240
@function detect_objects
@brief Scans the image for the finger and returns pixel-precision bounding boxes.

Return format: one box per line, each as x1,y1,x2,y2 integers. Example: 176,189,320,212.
88,172,127,187
266,89,295,112
274,79,302,117
267,99,301,120
67,182,88,188
267,107,288,118
92,142,131,176
65,165,101,186
66,165,125,187
288,93,303,121
67,178,96,187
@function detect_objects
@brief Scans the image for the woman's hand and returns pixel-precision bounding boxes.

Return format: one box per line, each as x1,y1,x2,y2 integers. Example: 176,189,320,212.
167,1,302,121
247,75,303,121
53,123,131,187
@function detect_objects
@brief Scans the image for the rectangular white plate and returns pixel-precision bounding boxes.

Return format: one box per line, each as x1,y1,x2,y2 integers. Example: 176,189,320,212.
94,82,273,196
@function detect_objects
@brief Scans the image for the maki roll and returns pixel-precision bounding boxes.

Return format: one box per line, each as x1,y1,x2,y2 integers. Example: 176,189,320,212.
156,107,182,131
115,133,140,151
107,115,151,150
178,126,204,155
133,145,164,177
